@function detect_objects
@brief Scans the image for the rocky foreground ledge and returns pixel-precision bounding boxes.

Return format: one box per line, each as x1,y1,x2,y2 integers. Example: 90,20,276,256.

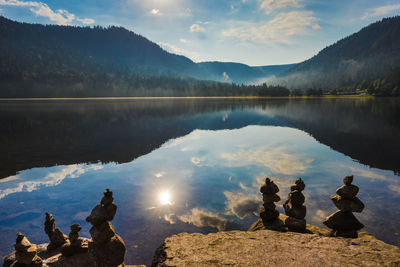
152,227,400,267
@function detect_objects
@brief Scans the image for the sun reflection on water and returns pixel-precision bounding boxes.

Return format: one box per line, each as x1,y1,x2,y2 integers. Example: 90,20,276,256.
159,191,172,205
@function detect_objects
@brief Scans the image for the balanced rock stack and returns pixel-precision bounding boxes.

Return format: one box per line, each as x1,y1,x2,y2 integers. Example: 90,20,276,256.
259,178,280,223
283,178,307,232
323,175,365,238
11,232,42,266
44,212,68,251
60,224,89,257
86,188,126,267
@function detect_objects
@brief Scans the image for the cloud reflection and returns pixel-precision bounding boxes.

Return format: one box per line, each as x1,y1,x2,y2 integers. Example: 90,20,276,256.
178,208,227,231
224,192,260,219
0,164,102,199
221,147,313,175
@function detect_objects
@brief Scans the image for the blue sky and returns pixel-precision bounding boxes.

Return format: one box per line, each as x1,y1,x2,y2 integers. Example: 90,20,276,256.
1,0,400,65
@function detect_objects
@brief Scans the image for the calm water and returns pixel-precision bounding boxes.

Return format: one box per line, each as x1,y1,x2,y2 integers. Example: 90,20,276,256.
0,98,400,266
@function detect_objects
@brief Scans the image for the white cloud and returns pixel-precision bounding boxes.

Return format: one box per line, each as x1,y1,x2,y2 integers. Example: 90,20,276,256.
0,0,94,25
260,0,302,14
158,42,202,62
179,38,190,44
222,11,319,44
149,8,160,15
76,18,95,25
361,4,400,20
190,23,205,32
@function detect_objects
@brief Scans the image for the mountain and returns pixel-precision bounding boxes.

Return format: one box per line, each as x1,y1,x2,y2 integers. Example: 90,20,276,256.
0,15,293,87
198,62,297,84
279,16,400,90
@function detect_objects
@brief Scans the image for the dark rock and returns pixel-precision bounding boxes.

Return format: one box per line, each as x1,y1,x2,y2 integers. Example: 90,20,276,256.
324,176,364,238
13,233,42,266
284,217,306,232
91,234,126,267
331,195,365,212
262,193,280,203
336,184,359,199
61,224,89,257
323,210,364,233
343,175,353,186
260,178,279,195
44,213,68,251
90,221,116,245
283,202,306,219
86,204,109,227
260,206,279,222
262,202,276,211
287,190,305,206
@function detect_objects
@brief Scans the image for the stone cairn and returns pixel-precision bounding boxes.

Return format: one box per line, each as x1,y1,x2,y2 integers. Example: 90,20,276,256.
283,178,307,232
86,188,126,267
323,175,365,238
60,224,89,256
11,232,42,266
259,178,281,223
44,212,68,251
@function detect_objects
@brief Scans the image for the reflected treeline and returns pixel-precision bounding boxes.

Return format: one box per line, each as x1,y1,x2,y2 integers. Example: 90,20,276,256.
1,98,399,179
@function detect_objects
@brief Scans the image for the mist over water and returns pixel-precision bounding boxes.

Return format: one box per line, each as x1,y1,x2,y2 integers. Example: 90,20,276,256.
0,98,399,266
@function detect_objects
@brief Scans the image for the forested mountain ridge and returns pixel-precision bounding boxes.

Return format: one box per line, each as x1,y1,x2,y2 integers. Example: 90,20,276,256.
279,16,400,90
197,62,297,84
0,16,293,87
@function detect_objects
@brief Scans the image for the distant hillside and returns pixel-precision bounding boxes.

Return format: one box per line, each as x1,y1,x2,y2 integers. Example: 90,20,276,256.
0,16,292,88
279,16,400,90
198,62,297,84
0,16,200,78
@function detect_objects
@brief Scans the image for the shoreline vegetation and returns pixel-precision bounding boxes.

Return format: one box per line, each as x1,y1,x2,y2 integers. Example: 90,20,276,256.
0,95,376,101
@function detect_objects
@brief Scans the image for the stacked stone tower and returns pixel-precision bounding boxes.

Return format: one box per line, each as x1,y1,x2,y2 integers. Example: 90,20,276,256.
44,212,68,251
259,178,281,223
283,178,307,232
61,224,89,256
323,175,364,237
86,188,126,267
11,232,42,266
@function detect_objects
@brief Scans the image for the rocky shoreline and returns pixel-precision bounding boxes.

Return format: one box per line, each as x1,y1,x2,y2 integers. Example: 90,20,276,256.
3,182,400,267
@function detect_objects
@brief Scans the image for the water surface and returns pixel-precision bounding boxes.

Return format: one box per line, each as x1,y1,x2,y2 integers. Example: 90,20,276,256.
0,98,399,265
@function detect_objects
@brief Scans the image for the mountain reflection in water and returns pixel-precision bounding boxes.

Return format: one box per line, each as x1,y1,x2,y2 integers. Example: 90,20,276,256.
0,98,399,266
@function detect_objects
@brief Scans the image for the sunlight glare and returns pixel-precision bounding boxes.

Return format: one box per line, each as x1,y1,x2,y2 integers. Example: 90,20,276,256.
159,191,172,205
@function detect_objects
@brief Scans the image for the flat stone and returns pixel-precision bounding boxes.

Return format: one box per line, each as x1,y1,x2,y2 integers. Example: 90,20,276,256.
48,228,69,251
323,210,364,232
90,234,126,267
152,229,400,267
15,244,39,265
14,235,32,252
260,206,279,222
283,202,306,219
331,195,365,212
287,190,305,206
90,221,115,244
263,193,280,203
260,179,279,195
262,202,276,210
336,184,359,199
86,204,109,227
343,175,353,186
284,217,306,232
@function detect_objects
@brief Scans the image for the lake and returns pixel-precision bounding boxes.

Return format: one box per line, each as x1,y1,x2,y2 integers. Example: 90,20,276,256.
0,97,399,266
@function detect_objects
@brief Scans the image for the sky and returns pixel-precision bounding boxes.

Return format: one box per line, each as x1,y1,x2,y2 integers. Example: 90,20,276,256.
0,0,400,66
